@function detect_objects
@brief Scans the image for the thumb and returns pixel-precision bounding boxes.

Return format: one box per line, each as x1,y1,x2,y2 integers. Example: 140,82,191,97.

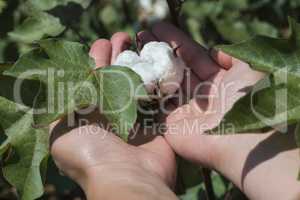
210,48,233,70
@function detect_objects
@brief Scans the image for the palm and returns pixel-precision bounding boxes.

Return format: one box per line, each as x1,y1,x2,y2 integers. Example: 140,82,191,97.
133,22,266,166
164,58,264,165
51,119,176,187
145,23,300,200
50,33,177,187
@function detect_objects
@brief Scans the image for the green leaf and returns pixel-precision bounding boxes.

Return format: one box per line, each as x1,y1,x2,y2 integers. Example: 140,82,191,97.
179,160,201,188
94,66,148,139
182,1,222,20
0,0,6,14
213,18,251,43
4,39,95,126
179,173,227,200
26,0,92,11
186,18,205,46
9,12,65,43
4,39,147,140
0,63,12,73
0,97,49,200
290,0,300,8
0,73,48,199
213,18,278,43
100,5,120,28
222,0,248,10
249,19,278,38
216,73,300,133
214,17,300,134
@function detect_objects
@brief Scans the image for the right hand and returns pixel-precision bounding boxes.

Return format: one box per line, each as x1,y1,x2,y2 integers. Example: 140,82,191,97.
140,22,300,200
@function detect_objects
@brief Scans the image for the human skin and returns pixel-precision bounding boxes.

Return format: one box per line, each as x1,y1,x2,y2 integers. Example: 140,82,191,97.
50,24,300,200
50,32,178,200
148,22,300,200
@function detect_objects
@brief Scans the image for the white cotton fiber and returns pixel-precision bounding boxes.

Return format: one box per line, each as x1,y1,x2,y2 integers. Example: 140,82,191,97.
113,41,185,95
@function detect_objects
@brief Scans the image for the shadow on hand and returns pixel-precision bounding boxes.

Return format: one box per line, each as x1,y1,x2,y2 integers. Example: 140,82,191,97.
49,106,107,148
241,127,298,188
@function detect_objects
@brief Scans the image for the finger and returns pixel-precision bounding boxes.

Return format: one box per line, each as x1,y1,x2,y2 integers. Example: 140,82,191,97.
210,49,233,70
110,32,132,63
152,22,220,80
137,30,157,45
89,39,112,68
181,70,202,97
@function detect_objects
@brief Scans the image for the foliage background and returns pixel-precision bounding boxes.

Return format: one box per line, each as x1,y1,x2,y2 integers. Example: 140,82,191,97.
0,0,299,199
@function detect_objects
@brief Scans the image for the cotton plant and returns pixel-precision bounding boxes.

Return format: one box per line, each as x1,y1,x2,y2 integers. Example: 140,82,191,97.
138,0,169,23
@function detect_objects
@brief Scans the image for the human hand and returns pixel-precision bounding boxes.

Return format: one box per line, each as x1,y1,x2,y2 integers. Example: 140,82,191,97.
140,22,300,200
49,33,177,200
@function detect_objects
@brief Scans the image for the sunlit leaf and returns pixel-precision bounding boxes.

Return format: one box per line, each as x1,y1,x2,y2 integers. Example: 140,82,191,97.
9,12,65,43
214,18,300,134
0,97,48,200
26,0,92,11
4,39,146,140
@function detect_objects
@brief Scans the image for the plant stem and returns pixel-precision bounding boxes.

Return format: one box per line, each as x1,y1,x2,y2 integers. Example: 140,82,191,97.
166,0,184,27
121,0,133,24
201,168,216,200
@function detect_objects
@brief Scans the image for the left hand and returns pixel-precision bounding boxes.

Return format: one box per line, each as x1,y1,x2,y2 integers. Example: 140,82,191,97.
49,32,178,199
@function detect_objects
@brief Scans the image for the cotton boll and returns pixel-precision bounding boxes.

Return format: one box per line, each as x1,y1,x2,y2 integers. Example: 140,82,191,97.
130,62,157,93
138,0,168,22
113,50,140,66
113,50,157,93
113,50,154,84
141,41,185,95
152,0,168,18
140,42,173,79
113,41,186,96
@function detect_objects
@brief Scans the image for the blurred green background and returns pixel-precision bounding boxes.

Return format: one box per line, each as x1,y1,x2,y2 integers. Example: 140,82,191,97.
0,0,299,199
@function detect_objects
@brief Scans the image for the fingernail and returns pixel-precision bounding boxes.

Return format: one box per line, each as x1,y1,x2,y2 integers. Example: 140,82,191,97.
172,44,182,57
209,48,232,70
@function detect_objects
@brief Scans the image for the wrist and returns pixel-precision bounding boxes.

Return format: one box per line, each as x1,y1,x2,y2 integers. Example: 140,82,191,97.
82,164,177,200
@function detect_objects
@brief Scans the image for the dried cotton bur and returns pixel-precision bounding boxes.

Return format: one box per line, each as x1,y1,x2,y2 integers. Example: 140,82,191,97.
113,41,186,98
